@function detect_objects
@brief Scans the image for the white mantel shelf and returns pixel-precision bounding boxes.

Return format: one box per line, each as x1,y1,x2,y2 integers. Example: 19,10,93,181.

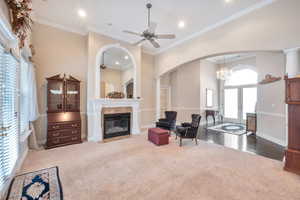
87,98,141,142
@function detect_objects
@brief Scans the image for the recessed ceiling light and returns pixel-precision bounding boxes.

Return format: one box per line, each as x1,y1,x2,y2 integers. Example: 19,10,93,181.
178,20,185,29
124,56,129,60
115,61,120,65
78,9,87,18
225,0,233,3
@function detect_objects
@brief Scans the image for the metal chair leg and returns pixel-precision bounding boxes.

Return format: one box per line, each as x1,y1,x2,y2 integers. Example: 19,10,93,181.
180,138,182,146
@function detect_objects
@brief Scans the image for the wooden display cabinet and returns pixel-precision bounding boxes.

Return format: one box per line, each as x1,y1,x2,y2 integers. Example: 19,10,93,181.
284,76,300,175
46,74,82,149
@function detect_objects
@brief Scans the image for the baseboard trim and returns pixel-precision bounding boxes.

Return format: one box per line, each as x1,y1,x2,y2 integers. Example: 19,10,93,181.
257,132,287,147
141,124,155,129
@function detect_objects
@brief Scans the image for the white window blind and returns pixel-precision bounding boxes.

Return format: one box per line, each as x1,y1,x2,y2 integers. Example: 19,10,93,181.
0,44,19,187
20,58,29,133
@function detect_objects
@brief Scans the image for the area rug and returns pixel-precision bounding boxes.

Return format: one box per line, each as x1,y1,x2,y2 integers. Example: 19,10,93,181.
207,123,246,135
6,167,63,200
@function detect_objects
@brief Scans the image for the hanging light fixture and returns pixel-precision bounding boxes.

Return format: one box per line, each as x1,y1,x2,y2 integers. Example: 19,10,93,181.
216,55,231,80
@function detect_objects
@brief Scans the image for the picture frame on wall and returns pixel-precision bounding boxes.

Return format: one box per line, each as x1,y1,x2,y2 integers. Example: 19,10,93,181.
206,88,213,107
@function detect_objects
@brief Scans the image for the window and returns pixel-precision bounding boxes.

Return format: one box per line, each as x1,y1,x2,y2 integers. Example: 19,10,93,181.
20,59,29,133
0,45,19,188
225,67,258,86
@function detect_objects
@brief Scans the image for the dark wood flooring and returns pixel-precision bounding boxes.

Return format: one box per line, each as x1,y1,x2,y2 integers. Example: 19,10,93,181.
195,122,285,161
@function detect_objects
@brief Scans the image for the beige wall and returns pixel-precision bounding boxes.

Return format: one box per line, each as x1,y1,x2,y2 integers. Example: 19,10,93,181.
101,68,122,96
199,60,219,122
169,60,201,123
31,23,157,140
155,0,300,77
140,53,156,127
32,23,88,143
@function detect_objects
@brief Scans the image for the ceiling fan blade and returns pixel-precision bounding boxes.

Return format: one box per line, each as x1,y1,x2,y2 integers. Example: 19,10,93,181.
133,38,146,46
155,34,176,39
123,30,142,37
148,22,157,33
149,38,160,48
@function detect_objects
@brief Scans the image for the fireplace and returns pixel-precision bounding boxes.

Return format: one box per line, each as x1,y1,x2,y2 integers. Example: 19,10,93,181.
103,113,131,139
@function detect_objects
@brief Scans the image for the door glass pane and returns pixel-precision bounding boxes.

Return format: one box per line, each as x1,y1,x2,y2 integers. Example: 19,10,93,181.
224,88,238,119
242,87,257,120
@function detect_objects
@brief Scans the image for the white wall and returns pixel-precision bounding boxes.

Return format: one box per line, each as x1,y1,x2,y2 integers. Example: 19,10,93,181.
256,52,286,146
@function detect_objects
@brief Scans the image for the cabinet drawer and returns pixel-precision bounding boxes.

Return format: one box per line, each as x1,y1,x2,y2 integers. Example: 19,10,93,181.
48,123,64,131
47,135,81,147
48,122,81,131
48,129,80,138
64,122,81,129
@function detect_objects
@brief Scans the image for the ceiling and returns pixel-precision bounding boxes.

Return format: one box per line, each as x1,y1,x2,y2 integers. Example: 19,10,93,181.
102,47,133,71
32,0,274,54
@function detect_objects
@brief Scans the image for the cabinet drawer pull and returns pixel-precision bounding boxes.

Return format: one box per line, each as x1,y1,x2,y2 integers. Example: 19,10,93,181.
72,130,77,134
53,139,60,144
53,132,60,137
52,125,60,129
71,124,78,127
71,137,78,141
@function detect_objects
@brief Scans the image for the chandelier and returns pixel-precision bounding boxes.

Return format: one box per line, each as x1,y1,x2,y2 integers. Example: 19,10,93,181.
216,55,231,80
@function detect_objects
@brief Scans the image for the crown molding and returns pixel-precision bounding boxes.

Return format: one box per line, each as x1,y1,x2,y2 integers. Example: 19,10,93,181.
155,0,278,55
33,0,277,56
33,17,87,36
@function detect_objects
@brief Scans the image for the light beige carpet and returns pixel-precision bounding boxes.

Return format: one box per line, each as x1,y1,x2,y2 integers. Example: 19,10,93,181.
21,134,300,200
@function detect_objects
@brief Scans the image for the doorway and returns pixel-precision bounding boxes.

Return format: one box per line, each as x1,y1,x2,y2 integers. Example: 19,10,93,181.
224,86,257,123
223,67,258,123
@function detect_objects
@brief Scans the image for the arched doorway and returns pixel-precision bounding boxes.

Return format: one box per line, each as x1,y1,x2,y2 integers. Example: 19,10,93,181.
94,44,137,99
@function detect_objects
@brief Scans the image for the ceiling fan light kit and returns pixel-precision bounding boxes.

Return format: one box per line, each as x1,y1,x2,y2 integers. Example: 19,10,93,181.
123,3,176,48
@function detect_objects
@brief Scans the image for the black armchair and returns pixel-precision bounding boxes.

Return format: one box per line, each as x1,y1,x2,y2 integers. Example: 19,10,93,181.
156,111,177,131
176,114,201,146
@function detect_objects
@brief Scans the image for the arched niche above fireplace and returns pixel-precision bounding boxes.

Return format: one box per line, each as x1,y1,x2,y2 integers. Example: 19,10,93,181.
95,44,137,99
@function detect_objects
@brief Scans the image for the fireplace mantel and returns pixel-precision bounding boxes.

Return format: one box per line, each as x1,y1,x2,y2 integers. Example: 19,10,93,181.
87,98,140,142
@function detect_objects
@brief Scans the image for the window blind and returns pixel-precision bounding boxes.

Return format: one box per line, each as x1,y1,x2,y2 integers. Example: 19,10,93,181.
0,44,19,187
20,58,29,133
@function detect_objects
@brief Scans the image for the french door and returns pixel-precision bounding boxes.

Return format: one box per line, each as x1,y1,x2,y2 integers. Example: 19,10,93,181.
224,86,257,123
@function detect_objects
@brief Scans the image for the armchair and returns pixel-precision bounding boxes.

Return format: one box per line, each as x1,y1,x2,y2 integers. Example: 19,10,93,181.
156,111,177,131
176,114,201,146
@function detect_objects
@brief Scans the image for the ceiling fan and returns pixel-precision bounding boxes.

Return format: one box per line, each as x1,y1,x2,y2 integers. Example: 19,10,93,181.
123,3,176,48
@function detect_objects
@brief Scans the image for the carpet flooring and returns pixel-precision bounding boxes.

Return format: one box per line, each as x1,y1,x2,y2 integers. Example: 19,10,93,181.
20,134,300,200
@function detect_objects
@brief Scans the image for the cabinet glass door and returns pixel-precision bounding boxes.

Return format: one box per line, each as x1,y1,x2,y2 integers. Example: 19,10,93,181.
48,80,64,112
65,81,80,111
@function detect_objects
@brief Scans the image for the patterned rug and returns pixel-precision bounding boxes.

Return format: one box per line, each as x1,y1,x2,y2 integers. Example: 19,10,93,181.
207,123,246,135
6,167,63,200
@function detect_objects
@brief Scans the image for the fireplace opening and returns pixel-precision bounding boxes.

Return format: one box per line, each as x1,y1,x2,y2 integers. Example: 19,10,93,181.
103,113,131,139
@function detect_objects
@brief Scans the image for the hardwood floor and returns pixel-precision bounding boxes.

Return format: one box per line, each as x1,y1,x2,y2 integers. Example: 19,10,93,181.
196,122,285,161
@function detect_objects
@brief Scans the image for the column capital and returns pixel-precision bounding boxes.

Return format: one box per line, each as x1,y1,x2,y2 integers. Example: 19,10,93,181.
284,47,300,54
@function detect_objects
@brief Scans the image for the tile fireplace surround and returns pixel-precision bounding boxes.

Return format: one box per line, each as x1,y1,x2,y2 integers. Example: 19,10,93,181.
87,99,140,142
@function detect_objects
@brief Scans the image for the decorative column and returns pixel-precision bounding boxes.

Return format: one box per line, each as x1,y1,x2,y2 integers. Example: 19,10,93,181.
132,103,140,135
156,77,161,121
285,47,300,77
